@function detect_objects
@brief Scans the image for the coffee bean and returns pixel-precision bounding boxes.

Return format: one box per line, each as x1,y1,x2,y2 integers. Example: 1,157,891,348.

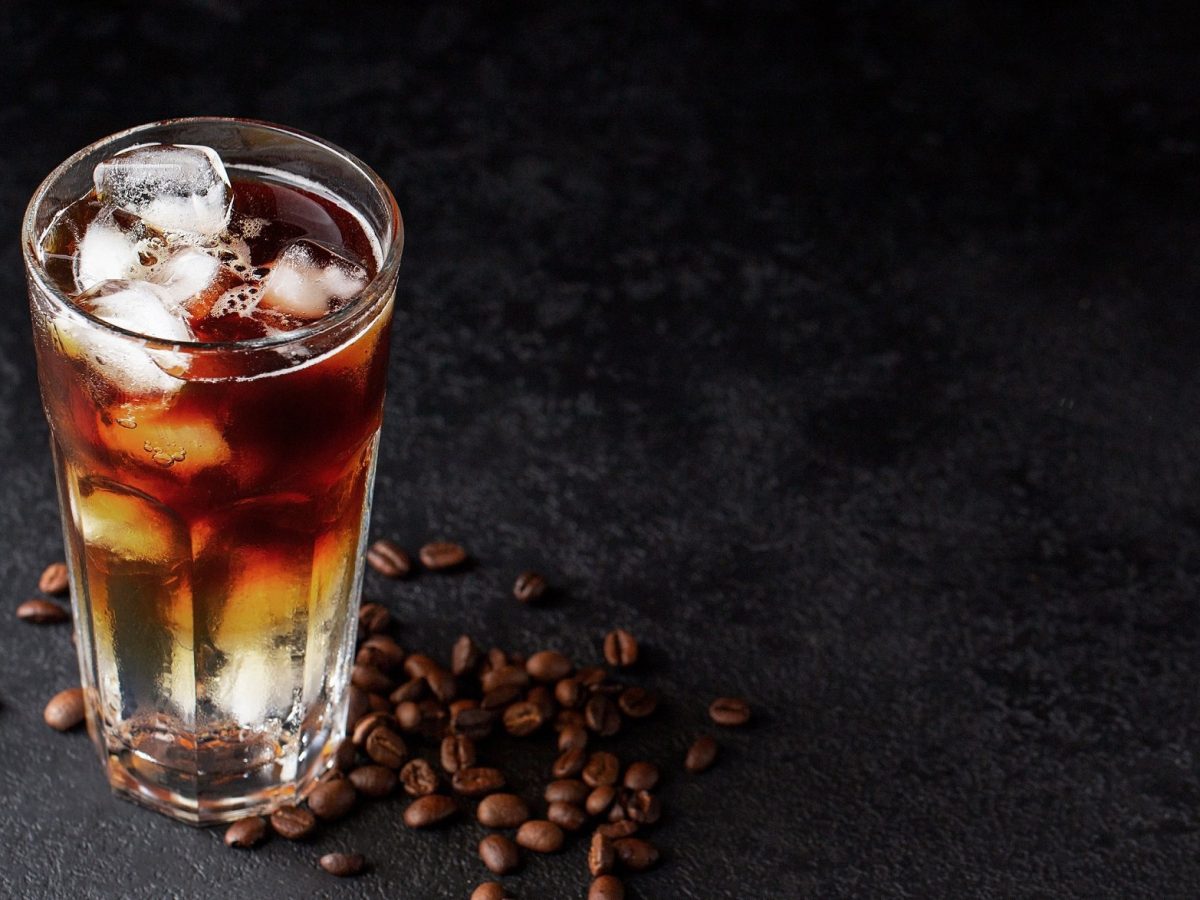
558,724,588,752
424,667,458,703
482,647,508,673
589,874,625,900
623,761,659,791
347,686,369,728
588,831,615,876
366,539,411,578
555,676,584,709
585,695,621,737
452,766,506,797
362,634,406,671
16,598,70,624
451,634,481,676
607,799,628,823
403,793,457,828
547,801,586,832
552,747,586,779
502,700,544,736
544,779,589,805
349,764,396,798
390,677,426,704
481,684,522,711
582,752,620,788
595,820,638,840
478,833,521,874
516,819,564,853
358,602,391,634
603,629,638,667
351,711,396,747
555,708,587,731
472,882,511,900
627,789,662,824
440,733,476,773
527,684,557,719
414,699,448,738
355,645,387,670
617,687,657,719
319,852,366,877
365,727,407,769
476,793,530,829
399,758,440,796
684,735,718,773
613,837,659,871
351,663,395,695
38,562,69,595
419,541,467,570
586,784,617,817
334,739,357,773
44,687,84,731
308,777,356,820
526,650,572,682
709,696,751,726
452,706,496,739
403,652,438,678
224,816,267,849
394,700,422,731
270,805,316,840
512,570,547,603
481,664,529,694
576,665,608,687
366,692,391,713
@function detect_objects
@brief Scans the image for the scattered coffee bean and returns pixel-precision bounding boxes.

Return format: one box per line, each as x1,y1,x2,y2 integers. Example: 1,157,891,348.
424,667,458,703
685,735,718,773
595,820,638,840
347,686,369,728
403,652,438,679
365,727,407,769
558,723,588,752
44,687,84,731
394,700,422,731
351,663,395,695
419,540,467,570
589,874,625,900
451,634,482,676
362,634,406,671
478,833,521,874
626,789,662,824
512,570,547,603
270,805,316,840
527,684,556,719
319,852,366,877
403,793,457,828
366,539,411,578
476,793,530,829
452,706,497,739
334,739,357,773
544,779,589,805
390,677,426,704
224,816,267,849
399,758,440,796
355,645,387,670
552,747,586,779
576,666,608,687
481,684,522,711
357,602,391,634
555,708,587,732
440,733,476,773
617,686,657,719
585,695,621,737
481,664,530,694
555,676,584,709
349,764,396,798
502,700,544,736
526,650,572,682
603,629,638,667
516,819,564,853
452,766,506,797
708,696,751,727
613,837,659,871
586,783,617,817
366,693,391,713
308,777,356,821
547,801,586,832
38,562,69,595
472,882,511,900
623,761,659,791
16,598,70,624
582,751,620,788
589,831,615,877
351,711,395,747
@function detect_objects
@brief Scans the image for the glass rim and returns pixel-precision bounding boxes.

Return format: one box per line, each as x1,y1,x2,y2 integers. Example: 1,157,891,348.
21,116,404,354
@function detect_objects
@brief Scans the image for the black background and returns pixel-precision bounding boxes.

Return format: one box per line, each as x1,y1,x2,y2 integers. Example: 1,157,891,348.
1,2,1199,898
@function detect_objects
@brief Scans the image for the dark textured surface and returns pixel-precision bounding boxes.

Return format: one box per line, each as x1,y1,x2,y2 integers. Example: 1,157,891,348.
1,2,1199,897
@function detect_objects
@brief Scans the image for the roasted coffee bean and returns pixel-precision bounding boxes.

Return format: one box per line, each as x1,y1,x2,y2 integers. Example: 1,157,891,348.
709,696,751,726
355,645,387,670
362,634,406,671
527,684,556,720
625,789,662,824
416,698,449,738
558,723,588,752
481,665,529,694
16,598,70,624
450,698,478,715
481,684,522,711
476,793,530,829
419,541,467,570
38,562,69,595
347,686,370,728
452,706,496,739
424,667,458,703
451,634,481,676
544,779,589,805
547,801,586,832
399,758,439,796
224,816,268,849
589,874,625,900
526,650,572,682
351,711,396,747
334,739,357,773
478,833,520,874
403,652,438,679
588,831,615,876
555,676,584,709
623,761,659,791
516,819,564,853
617,687,657,719
366,692,391,713
576,665,608,687
552,747,586,778
308,777,356,820
365,727,407,768
319,852,366,877
472,882,511,900
595,820,638,840
351,663,395,695
390,677,426,704
582,752,620,788
502,700,544,736
403,793,457,828
440,734,476,773
586,784,617,817
483,647,508,673
358,602,391,634
685,735,718,773
349,764,396,798
585,695,621,737
556,708,587,731
270,805,316,840
602,629,638,667
607,799,627,823
395,700,422,731
451,766,506,797
366,539,411,578
613,837,659,871
44,687,84,731
512,570,547,603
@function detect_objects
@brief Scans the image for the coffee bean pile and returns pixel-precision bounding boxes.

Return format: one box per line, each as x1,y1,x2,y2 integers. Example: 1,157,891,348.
28,541,753,896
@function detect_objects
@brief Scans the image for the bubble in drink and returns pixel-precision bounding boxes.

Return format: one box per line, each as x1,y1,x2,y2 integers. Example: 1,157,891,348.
258,239,369,320
152,246,242,317
93,143,232,236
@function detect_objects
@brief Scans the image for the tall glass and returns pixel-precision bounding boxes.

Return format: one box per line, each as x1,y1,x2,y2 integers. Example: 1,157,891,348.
21,119,403,824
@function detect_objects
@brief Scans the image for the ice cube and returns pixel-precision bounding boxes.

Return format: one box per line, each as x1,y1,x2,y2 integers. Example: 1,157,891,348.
258,239,369,320
75,211,142,291
78,279,192,342
93,143,232,236
151,246,242,317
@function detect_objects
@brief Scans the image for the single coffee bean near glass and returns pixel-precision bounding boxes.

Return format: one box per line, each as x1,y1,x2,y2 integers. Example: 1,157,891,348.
223,816,267,849
365,539,412,578
319,852,366,877
44,687,85,731
37,561,69,595
270,806,316,841
16,598,70,624
419,540,467,570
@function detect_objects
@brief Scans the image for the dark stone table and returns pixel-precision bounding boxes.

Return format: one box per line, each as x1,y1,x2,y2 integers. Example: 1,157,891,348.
1,2,1198,897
